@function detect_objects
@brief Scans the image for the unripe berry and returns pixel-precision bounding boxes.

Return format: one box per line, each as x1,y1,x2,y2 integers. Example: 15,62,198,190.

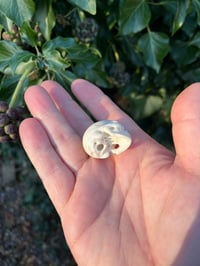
2,32,12,41
4,123,17,135
13,38,22,46
0,102,26,142
109,62,130,88
7,107,20,120
9,132,19,141
0,127,5,136
11,24,19,34
0,113,10,127
0,101,9,112
0,135,10,143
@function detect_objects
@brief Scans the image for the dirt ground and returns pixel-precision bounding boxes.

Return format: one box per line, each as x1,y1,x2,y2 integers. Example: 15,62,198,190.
0,158,77,266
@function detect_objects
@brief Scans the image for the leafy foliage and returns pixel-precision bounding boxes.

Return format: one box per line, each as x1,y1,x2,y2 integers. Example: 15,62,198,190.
0,0,35,26
119,0,151,34
0,0,199,145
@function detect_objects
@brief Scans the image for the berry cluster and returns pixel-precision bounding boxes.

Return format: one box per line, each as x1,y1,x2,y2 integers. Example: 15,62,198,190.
2,23,44,47
73,18,98,44
2,24,22,46
0,101,26,143
109,62,131,89
33,23,45,46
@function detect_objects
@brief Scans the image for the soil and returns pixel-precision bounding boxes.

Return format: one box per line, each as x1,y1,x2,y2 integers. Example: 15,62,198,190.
0,159,77,266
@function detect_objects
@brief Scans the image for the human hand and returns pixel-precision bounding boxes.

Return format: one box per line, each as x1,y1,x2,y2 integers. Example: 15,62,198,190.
20,80,200,266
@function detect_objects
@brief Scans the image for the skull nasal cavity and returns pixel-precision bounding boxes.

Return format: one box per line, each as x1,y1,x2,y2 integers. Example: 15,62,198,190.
97,144,104,151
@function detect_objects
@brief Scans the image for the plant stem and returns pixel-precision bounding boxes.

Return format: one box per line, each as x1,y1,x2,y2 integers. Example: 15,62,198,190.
9,68,31,107
34,45,41,56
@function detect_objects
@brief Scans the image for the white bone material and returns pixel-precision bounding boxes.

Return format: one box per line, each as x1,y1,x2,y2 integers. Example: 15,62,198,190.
82,120,132,159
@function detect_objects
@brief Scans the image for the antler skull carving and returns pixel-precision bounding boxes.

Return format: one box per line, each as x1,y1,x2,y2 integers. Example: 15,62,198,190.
82,120,132,159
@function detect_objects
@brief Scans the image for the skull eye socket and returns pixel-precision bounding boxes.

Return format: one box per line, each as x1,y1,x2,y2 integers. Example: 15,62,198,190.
112,144,120,149
96,144,104,151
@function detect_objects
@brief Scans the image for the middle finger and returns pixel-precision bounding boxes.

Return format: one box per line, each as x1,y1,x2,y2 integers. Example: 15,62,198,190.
41,80,93,135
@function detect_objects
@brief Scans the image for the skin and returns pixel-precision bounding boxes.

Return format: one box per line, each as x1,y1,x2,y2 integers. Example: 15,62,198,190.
19,80,200,266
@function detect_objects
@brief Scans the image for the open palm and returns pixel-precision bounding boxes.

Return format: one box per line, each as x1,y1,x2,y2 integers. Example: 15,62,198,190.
20,80,200,266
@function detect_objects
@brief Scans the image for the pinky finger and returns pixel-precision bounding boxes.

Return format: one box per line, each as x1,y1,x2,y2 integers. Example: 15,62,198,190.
19,118,75,215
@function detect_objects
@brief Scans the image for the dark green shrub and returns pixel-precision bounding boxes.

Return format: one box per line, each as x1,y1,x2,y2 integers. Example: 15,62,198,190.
0,0,199,145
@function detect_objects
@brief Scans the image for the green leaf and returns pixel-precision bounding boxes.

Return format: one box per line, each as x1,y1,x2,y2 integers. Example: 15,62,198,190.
20,21,38,47
43,49,71,71
144,95,163,118
181,11,198,37
0,41,22,72
86,68,109,88
9,51,35,73
43,37,102,67
34,0,55,41
67,46,102,67
0,25,3,37
184,68,200,82
67,0,96,15
119,0,151,35
54,70,77,88
172,0,189,35
0,0,35,26
42,37,76,51
0,11,12,31
192,0,200,25
183,68,200,83
171,40,199,66
137,31,170,72
129,94,163,120
0,11,6,29
0,75,20,101
74,63,109,88
190,32,200,48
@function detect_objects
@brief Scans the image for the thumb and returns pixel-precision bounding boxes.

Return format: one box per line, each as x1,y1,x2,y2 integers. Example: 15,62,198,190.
171,83,200,174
